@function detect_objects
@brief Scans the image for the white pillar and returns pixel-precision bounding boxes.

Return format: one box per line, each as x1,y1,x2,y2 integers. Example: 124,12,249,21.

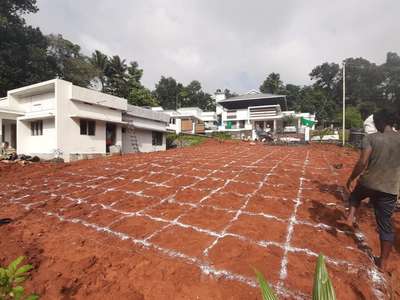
192,120,195,134
0,118,2,143
273,119,277,133
305,127,310,142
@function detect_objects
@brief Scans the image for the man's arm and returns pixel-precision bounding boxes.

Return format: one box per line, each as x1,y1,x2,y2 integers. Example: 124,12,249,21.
346,147,372,191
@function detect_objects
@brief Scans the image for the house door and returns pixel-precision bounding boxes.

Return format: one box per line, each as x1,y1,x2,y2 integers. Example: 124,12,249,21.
11,124,16,149
106,123,116,153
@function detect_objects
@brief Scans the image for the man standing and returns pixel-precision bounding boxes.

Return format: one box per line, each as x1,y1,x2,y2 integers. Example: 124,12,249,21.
346,109,400,271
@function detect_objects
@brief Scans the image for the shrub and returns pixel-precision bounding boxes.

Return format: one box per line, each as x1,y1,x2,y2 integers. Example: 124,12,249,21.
282,115,296,127
0,256,38,300
255,254,335,300
166,133,206,148
166,133,179,148
336,106,363,129
211,132,232,142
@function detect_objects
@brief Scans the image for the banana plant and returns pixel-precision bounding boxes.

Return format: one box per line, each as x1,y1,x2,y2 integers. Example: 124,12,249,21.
254,254,336,300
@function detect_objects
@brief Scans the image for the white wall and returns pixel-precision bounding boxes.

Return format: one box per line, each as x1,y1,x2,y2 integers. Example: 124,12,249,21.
16,92,55,116
71,85,127,111
17,118,56,156
56,80,123,161
221,108,248,121
122,128,166,153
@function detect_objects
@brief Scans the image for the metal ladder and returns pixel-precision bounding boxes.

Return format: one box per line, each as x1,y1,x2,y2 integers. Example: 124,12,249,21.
127,124,140,153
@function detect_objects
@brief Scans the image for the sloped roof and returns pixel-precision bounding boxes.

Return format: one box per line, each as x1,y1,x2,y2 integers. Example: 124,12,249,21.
125,104,170,123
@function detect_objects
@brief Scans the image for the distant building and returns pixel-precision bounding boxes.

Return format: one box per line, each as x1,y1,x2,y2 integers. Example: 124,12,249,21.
160,90,315,140
158,107,217,135
0,79,170,161
214,90,315,139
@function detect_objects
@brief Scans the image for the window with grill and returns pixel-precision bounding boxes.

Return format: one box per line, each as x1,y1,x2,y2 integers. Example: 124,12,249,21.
31,120,43,136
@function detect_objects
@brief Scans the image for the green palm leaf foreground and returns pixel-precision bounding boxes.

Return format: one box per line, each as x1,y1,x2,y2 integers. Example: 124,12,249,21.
254,254,336,300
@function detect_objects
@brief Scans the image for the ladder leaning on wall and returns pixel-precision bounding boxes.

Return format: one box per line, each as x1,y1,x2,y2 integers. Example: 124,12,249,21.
127,123,140,153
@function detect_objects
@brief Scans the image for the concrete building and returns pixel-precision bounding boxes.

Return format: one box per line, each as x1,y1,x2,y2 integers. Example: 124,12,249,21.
160,90,315,140
0,79,169,161
214,90,316,140
160,107,217,135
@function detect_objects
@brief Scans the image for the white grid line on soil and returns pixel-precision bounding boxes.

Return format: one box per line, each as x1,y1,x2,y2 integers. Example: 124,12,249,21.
202,152,291,257
0,148,386,299
278,151,309,287
44,211,307,300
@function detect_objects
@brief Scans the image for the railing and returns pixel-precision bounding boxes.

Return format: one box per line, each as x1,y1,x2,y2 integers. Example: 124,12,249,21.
249,105,279,119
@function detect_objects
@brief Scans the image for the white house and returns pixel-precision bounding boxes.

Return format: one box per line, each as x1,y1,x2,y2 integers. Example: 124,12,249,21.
214,90,316,140
159,90,315,140
0,79,170,162
158,107,217,135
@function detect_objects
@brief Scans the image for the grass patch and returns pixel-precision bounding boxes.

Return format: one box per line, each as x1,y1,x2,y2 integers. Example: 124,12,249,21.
166,133,207,148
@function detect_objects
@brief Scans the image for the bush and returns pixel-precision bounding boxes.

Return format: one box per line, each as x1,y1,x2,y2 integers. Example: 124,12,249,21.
282,115,296,127
0,256,38,300
166,133,206,148
336,106,363,129
166,133,179,148
211,132,232,142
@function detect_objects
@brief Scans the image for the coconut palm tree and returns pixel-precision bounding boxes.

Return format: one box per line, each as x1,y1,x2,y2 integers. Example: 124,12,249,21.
89,50,109,91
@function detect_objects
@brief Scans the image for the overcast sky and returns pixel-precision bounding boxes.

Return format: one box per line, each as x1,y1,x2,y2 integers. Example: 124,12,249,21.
26,0,400,94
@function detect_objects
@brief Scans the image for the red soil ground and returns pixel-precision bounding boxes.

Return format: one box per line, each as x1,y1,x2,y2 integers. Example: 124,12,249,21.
1,140,400,299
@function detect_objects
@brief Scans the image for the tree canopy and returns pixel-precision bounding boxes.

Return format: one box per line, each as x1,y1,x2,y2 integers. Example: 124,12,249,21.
1,0,400,122
259,73,285,94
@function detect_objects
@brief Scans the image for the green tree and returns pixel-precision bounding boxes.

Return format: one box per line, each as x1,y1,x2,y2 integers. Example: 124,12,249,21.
0,0,57,96
259,73,284,94
336,106,363,129
128,86,159,107
224,88,238,99
153,76,184,110
47,34,97,88
104,55,129,98
0,0,38,24
89,50,109,91
309,62,340,100
180,81,215,111
343,57,384,108
381,52,400,113
297,87,336,126
284,84,302,110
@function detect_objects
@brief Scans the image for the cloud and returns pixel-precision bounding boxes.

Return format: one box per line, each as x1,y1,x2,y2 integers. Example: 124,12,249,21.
26,0,400,94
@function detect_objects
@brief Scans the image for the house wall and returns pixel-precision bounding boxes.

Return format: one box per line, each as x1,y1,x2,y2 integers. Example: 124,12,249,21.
122,128,166,153
56,80,123,161
17,118,56,158
10,87,57,157
16,93,55,117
